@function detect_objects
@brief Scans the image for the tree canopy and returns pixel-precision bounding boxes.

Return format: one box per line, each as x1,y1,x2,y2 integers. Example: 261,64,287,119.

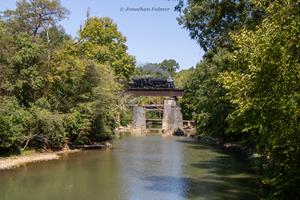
0,0,134,153
156,59,180,77
79,17,135,80
176,0,264,51
177,0,300,199
2,0,69,36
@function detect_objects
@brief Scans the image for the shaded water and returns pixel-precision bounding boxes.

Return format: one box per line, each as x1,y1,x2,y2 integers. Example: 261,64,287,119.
0,135,259,200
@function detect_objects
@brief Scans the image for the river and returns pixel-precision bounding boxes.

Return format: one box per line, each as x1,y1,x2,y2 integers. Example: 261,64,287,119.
0,135,259,200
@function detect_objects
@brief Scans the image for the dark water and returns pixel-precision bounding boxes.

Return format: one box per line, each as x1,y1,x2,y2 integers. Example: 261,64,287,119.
0,135,259,200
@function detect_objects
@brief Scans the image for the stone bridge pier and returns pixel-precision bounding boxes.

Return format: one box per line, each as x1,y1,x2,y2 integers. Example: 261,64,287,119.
162,98,183,136
131,98,183,136
131,106,147,136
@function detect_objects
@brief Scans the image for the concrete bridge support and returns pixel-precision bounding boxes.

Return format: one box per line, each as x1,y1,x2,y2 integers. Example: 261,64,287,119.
131,106,147,136
162,98,184,136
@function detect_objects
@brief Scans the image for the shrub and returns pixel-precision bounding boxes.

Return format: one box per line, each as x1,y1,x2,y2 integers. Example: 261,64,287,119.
64,111,92,145
0,96,32,152
30,107,67,150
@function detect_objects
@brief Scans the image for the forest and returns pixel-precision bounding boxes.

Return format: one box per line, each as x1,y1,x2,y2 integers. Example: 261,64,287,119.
0,0,299,199
176,0,300,199
0,0,136,152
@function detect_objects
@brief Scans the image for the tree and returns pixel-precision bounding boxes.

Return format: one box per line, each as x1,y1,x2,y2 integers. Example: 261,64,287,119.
157,59,180,77
46,39,87,112
176,0,264,51
0,0,128,153
40,25,70,48
79,17,135,80
175,0,265,139
218,0,300,198
2,0,69,37
0,96,32,152
89,63,120,140
7,33,45,106
174,67,194,88
0,20,10,96
180,49,233,137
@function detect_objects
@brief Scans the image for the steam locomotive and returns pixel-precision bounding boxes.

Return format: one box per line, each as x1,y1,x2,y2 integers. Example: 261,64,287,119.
128,77,175,89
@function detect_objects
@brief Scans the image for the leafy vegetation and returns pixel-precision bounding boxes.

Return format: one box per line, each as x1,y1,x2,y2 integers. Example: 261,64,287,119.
0,0,134,153
174,67,194,88
177,0,300,199
79,17,135,81
156,59,180,77
180,49,233,138
176,0,264,51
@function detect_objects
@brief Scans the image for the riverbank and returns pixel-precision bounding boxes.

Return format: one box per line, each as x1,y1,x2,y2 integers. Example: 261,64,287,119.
196,135,249,153
0,149,80,170
196,134,268,169
0,142,114,170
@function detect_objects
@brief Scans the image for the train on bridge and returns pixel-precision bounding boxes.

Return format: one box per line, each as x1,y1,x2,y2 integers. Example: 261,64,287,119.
128,77,175,89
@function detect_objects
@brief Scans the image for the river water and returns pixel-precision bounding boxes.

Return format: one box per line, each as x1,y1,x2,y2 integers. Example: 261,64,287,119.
0,135,259,200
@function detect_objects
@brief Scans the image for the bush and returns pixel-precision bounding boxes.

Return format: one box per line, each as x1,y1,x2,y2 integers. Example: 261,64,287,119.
90,114,113,142
30,107,67,150
64,111,92,145
120,110,132,127
0,96,32,152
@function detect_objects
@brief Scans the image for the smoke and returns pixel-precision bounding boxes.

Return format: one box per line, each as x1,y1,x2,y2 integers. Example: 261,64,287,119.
140,63,170,77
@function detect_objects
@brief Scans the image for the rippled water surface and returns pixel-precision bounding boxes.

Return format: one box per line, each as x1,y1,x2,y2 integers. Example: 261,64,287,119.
0,135,259,200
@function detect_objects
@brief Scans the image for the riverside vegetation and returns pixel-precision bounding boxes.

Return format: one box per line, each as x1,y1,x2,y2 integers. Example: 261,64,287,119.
176,0,300,199
0,0,135,154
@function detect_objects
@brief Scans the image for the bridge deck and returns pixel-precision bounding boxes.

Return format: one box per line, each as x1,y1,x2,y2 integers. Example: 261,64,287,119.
126,88,184,97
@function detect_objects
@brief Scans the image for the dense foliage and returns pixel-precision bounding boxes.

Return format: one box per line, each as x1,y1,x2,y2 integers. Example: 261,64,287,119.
176,0,264,51
0,0,134,153
180,49,233,138
174,67,194,89
156,59,180,77
79,17,135,81
178,0,300,199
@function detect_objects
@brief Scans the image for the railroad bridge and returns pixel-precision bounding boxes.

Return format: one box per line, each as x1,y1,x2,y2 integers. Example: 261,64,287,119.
126,87,185,136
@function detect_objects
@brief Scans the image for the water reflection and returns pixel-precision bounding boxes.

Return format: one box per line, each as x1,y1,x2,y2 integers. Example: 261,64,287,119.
116,136,185,200
179,139,259,200
0,136,259,200
116,136,259,200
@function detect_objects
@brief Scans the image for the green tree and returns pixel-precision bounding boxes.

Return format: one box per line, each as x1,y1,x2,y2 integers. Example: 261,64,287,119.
157,59,180,77
0,97,32,152
47,39,120,139
218,0,300,198
0,20,10,96
8,33,45,106
46,39,87,112
79,17,135,80
176,0,264,51
89,63,120,140
2,0,69,37
175,0,265,132
174,67,194,88
40,25,71,49
181,49,233,137
0,0,128,153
